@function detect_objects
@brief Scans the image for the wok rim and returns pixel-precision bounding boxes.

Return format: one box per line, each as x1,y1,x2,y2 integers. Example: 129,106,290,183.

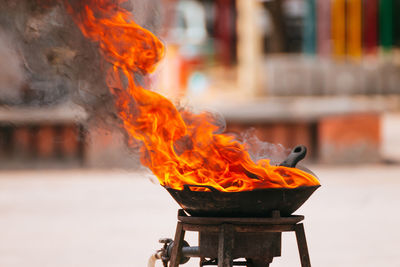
164,184,321,193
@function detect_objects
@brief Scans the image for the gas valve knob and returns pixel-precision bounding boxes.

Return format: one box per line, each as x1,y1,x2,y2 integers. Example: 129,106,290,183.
157,238,191,265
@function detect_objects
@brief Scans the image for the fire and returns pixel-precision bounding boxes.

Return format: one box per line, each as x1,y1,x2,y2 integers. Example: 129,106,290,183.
63,0,319,192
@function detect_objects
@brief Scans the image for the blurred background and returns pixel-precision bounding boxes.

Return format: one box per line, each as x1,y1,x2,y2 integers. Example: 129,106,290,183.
0,0,400,266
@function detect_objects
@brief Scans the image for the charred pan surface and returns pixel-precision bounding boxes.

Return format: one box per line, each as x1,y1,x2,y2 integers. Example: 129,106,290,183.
165,185,320,217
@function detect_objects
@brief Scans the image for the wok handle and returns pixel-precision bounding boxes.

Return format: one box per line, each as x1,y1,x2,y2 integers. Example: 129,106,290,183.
183,184,219,193
279,145,307,168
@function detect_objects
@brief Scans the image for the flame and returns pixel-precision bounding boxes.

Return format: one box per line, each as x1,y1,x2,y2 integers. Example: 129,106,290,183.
63,0,319,192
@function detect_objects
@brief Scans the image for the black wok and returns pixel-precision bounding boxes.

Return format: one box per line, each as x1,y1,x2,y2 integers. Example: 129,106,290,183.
165,145,320,217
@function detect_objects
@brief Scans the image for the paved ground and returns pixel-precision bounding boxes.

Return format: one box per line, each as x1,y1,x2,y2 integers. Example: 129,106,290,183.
0,166,399,267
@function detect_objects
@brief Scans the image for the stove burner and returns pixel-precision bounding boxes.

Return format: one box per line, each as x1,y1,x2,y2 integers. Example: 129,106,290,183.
158,209,312,267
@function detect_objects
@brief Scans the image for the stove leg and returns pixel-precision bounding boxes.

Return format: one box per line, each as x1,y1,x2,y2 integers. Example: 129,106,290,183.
218,224,234,267
295,223,311,267
169,222,186,267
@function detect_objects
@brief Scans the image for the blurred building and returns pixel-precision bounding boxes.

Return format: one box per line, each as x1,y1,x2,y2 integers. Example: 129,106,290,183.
0,0,399,168
158,0,400,164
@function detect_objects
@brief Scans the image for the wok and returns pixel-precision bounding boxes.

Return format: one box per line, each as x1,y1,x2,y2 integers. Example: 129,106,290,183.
165,145,320,217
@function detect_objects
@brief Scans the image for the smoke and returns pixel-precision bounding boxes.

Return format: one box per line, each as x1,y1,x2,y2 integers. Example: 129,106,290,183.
177,105,289,165
0,0,157,168
241,128,290,165
0,30,24,104
0,0,160,111
0,0,289,170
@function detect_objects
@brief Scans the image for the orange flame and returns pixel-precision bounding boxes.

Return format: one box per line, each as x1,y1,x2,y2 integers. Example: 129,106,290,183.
63,0,319,192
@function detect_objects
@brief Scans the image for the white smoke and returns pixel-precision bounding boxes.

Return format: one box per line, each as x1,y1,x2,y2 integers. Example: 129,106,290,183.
241,128,290,165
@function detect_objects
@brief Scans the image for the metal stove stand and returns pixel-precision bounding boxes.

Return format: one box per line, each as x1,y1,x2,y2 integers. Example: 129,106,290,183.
169,209,311,267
